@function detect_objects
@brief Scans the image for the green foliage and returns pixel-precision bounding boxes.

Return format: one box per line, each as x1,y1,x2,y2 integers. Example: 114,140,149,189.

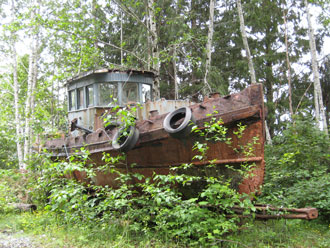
29,110,257,247
0,136,17,169
260,118,330,218
1,212,329,248
0,211,179,248
103,103,139,129
0,169,34,213
0,172,16,213
224,219,330,248
33,156,251,246
1,110,330,247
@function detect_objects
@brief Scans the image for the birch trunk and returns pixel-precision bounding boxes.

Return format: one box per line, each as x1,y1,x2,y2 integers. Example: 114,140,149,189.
237,0,256,84
237,0,272,144
23,1,40,163
305,0,328,135
29,43,39,156
264,119,273,145
190,0,198,97
146,11,151,71
283,10,294,118
147,0,160,99
203,0,215,95
10,0,24,169
172,44,179,100
12,46,25,170
23,37,39,163
23,50,33,163
120,10,123,65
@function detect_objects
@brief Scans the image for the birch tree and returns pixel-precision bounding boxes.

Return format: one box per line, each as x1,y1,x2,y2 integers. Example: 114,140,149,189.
304,0,328,135
283,8,294,118
147,0,160,100
236,0,256,85
11,47,25,170
4,0,41,170
203,0,215,95
23,0,40,162
236,0,272,144
172,44,179,100
23,36,39,163
9,0,24,170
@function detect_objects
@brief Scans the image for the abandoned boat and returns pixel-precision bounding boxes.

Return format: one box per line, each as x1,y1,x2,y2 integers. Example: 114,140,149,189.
44,69,266,195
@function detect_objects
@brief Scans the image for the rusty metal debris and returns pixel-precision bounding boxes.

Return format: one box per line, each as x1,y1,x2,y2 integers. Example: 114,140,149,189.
231,205,318,220
9,203,37,212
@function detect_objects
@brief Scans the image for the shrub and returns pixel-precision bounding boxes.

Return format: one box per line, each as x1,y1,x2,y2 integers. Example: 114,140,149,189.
260,118,330,217
31,113,258,247
0,169,33,213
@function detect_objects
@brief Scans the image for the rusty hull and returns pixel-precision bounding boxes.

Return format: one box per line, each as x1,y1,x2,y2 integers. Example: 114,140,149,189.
44,83,266,195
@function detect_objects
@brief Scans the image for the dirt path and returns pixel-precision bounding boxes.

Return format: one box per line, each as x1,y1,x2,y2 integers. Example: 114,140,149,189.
0,230,40,248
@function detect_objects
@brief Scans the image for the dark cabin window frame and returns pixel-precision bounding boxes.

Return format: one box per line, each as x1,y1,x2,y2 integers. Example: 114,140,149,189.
68,90,76,111
141,83,152,103
77,87,84,109
97,82,119,107
86,84,94,107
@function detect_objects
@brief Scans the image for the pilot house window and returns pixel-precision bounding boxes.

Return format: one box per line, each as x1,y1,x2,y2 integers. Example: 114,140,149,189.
142,84,151,102
69,90,76,111
122,82,138,103
77,88,84,109
99,83,118,106
86,85,94,106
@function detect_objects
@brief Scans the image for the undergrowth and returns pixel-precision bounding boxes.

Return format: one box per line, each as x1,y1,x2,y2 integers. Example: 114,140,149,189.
27,111,257,247
0,109,259,247
0,212,329,248
224,219,330,248
1,113,329,247
260,118,330,219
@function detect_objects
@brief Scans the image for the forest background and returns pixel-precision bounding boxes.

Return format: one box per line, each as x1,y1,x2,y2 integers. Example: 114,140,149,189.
0,0,329,247
0,0,329,168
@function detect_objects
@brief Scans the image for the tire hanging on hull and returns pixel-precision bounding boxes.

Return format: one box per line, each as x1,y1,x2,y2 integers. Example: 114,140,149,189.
163,107,196,139
112,125,140,152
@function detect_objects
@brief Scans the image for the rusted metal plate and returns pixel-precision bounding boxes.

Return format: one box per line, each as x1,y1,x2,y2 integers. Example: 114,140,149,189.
137,99,191,120
44,84,266,195
231,205,318,220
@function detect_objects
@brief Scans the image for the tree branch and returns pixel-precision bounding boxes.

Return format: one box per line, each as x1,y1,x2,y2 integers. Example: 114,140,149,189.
96,39,148,65
112,0,150,32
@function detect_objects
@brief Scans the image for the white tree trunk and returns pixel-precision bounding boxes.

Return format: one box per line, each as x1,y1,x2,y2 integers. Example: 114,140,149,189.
120,10,123,65
147,0,160,99
305,0,328,135
173,44,179,100
12,46,25,170
237,0,272,144
264,119,273,145
283,10,294,118
237,0,256,84
146,10,151,71
9,0,41,170
10,0,24,170
23,2,40,163
203,0,215,95
29,43,39,156
23,37,39,163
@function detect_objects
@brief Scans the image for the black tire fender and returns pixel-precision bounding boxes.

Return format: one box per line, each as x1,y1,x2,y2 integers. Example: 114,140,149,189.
163,107,196,138
112,125,139,152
